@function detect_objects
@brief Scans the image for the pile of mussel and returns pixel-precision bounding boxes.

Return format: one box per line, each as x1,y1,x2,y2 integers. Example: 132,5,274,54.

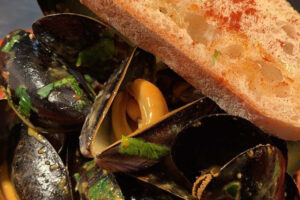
0,1,299,200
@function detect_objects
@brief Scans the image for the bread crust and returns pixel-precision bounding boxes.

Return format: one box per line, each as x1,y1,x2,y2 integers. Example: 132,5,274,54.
81,0,300,140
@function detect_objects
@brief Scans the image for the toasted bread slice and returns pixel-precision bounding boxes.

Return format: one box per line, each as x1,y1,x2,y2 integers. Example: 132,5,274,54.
81,0,300,140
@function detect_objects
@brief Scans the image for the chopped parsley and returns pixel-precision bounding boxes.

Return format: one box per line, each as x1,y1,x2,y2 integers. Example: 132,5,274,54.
37,83,54,99
37,76,83,99
84,74,94,83
73,99,88,112
120,136,170,160
76,37,115,67
83,160,96,170
74,173,80,182
212,50,221,66
37,76,89,111
88,176,124,200
15,87,32,118
1,35,21,52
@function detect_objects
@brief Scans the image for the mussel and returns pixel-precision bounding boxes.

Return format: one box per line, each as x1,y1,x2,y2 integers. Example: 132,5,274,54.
0,3,299,200
0,29,92,132
0,13,134,133
10,125,72,200
170,114,288,199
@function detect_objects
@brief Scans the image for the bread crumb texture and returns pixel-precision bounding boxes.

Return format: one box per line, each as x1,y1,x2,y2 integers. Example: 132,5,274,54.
83,0,300,139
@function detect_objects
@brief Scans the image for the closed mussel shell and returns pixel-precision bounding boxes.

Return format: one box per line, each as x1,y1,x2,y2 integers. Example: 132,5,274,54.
32,13,134,83
11,125,72,200
0,29,92,132
171,114,287,200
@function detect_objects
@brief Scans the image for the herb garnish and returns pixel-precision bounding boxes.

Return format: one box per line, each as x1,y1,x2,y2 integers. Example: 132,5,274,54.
88,176,124,200
212,50,221,66
15,87,32,118
84,74,94,83
37,76,83,99
76,37,115,67
120,136,170,160
2,35,21,52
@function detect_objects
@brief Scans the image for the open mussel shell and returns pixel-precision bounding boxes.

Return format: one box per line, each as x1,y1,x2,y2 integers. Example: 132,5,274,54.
171,114,287,182
32,13,134,83
37,0,99,19
80,47,136,157
202,145,286,200
0,29,92,132
11,125,72,200
171,114,288,199
95,97,218,173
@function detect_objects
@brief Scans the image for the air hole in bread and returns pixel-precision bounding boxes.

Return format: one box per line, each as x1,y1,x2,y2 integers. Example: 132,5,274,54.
185,13,218,46
283,42,294,55
257,61,283,83
222,44,244,59
282,25,297,38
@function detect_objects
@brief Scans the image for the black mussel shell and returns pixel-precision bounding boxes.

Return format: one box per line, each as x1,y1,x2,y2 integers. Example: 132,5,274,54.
202,145,286,200
95,98,218,173
171,114,287,182
285,173,300,200
64,134,90,200
37,0,99,19
171,114,288,199
0,29,92,132
11,125,72,200
75,160,124,200
43,133,66,154
80,48,136,157
32,13,134,83
116,173,182,200
79,49,155,158
131,161,195,200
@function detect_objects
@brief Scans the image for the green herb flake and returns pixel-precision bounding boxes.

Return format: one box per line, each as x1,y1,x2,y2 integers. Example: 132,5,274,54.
73,173,80,192
83,160,96,170
74,173,80,183
73,99,88,112
37,76,83,99
37,83,54,99
15,87,32,118
212,50,221,66
76,38,115,67
2,35,21,52
120,136,170,160
88,171,94,179
88,176,124,200
84,74,94,83
223,181,241,199
70,81,82,97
